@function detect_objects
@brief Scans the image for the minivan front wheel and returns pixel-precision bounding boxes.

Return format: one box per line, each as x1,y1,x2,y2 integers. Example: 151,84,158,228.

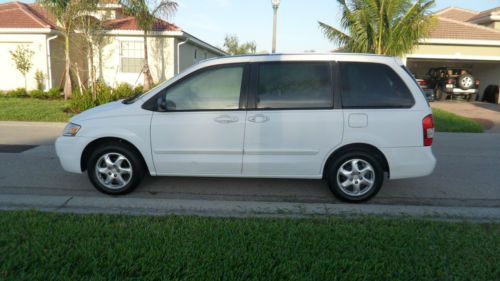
87,143,145,195
326,152,384,202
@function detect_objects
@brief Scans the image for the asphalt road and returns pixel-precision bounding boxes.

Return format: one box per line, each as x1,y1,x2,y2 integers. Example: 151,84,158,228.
0,121,499,210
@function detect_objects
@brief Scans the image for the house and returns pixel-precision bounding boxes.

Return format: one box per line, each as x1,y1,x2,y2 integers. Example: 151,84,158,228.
404,6,500,101
0,1,226,91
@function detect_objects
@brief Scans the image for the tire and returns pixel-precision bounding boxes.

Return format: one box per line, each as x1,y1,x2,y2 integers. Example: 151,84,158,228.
325,151,384,203
436,88,447,101
467,93,477,102
87,142,145,195
458,74,475,90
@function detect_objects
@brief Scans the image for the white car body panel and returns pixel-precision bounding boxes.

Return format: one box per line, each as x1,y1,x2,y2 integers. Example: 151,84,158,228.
55,53,436,183
151,111,246,176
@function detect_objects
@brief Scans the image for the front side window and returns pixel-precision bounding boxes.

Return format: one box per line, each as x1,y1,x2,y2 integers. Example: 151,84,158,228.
165,66,244,111
120,41,144,73
339,62,415,108
256,62,333,109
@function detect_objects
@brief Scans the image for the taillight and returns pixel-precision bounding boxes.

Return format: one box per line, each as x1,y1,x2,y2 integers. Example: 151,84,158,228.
418,80,427,86
475,80,480,86
423,114,434,147
447,79,454,84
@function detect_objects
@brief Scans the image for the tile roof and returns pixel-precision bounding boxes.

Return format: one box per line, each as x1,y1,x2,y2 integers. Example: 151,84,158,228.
428,17,500,41
0,2,57,29
434,7,478,22
102,16,180,32
467,6,500,22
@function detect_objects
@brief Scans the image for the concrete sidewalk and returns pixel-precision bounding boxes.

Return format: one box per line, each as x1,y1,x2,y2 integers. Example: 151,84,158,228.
0,121,65,145
1,193,499,221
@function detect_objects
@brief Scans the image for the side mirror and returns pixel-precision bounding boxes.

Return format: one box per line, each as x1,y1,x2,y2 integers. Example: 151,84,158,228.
157,95,167,112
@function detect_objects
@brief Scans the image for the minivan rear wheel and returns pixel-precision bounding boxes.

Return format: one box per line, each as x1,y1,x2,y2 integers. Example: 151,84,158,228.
87,143,145,195
326,151,384,202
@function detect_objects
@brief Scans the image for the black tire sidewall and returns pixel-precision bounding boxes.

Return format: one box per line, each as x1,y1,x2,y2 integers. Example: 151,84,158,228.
326,151,384,203
87,144,145,195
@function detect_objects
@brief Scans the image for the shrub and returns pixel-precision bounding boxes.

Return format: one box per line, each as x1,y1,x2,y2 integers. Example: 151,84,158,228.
133,84,144,95
6,88,28,98
46,87,62,99
29,89,46,99
96,80,113,105
34,70,45,91
69,89,95,113
114,83,134,99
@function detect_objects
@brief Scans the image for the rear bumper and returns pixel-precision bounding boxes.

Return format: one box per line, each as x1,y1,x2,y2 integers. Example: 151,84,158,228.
445,88,479,94
55,136,90,174
380,147,436,180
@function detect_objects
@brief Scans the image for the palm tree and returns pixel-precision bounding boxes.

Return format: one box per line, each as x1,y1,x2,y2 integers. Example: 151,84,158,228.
38,0,98,99
319,0,435,56
120,0,178,90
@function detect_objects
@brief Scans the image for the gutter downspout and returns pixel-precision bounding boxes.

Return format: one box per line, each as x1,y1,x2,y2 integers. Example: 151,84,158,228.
46,35,58,91
176,37,189,74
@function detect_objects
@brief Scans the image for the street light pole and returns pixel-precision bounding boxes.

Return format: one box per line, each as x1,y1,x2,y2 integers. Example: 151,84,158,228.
271,0,280,53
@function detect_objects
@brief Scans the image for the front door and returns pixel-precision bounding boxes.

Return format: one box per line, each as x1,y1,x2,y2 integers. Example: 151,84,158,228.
151,64,248,176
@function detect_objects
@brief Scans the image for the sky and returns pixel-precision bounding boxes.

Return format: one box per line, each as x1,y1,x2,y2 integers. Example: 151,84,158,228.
3,0,500,52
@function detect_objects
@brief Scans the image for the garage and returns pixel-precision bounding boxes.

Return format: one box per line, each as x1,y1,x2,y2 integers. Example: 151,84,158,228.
403,7,500,104
406,57,500,101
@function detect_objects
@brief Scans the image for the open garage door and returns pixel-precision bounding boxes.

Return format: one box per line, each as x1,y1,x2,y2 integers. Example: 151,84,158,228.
406,58,500,101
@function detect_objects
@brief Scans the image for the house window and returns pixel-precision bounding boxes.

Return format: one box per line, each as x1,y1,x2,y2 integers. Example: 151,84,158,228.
120,41,144,73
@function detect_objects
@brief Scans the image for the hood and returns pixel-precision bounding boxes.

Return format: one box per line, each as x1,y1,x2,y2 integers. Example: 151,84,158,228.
70,101,129,123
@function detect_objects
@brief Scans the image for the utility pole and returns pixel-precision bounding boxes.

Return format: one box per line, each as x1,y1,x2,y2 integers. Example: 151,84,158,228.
271,0,280,53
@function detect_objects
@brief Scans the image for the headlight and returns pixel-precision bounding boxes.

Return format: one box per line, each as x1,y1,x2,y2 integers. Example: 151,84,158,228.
63,123,81,137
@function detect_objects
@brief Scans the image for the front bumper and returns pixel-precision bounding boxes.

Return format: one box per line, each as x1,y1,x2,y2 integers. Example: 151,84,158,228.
55,136,91,174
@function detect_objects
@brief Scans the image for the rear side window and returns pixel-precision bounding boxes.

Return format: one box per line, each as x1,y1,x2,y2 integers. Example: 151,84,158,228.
256,62,333,109
339,62,415,108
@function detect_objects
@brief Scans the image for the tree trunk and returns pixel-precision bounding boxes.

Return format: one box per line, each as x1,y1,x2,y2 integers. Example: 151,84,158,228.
64,32,72,100
88,41,96,101
143,31,154,90
24,74,27,91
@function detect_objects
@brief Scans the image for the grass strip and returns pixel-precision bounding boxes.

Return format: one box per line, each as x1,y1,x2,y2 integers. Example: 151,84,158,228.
0,211,498,281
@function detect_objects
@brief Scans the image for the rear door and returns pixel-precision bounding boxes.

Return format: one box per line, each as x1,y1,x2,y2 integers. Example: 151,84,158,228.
150,64,248,176
242,61,343,178
337,62,422,148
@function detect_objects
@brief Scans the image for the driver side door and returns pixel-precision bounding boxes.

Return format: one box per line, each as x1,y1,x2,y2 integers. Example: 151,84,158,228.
150,64,249,176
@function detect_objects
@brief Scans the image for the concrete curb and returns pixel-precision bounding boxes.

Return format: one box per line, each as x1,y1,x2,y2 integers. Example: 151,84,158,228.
1,194,499,221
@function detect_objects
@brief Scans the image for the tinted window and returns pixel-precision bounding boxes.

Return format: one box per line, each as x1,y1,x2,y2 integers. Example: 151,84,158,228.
340,62,414,108
165,66,243,111
256,62,333,109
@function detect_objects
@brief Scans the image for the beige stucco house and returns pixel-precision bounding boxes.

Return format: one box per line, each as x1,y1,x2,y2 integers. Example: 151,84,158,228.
405,7,500,100
0,1,225,91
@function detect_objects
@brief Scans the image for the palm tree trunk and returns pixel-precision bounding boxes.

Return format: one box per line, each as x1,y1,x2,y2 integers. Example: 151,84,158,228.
64,32,72,100
143,30,154,90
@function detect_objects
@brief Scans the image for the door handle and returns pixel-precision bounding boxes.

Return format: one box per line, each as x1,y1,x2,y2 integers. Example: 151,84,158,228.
214,115,239,124
248,114,270,123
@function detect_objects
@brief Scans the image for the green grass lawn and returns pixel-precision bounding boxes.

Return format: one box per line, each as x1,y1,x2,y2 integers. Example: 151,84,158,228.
433,108,484,133
0,211,498,281
0,98,72,122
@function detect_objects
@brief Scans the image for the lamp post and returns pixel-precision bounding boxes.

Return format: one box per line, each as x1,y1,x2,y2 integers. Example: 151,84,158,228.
271,0,280,53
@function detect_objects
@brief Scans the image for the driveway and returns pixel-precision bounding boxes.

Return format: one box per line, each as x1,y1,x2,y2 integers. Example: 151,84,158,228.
432,101,500,133
0,121,499,219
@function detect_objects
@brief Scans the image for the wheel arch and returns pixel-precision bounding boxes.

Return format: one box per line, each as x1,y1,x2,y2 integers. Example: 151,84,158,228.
80,137,150,175
322,143,390,179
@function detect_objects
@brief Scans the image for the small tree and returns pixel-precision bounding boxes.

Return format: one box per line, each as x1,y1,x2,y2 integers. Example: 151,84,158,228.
223,35,257,55
38,0,99,99
10,45,34,90
120,0,178,90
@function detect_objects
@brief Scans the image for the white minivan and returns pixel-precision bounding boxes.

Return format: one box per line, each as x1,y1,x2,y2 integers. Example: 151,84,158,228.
56,54,436,202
